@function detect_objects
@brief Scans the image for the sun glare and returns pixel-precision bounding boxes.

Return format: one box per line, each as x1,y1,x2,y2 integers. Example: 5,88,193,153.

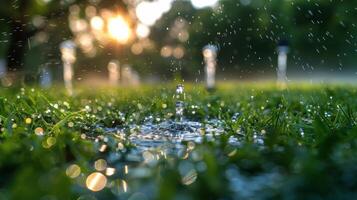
191,0,218,9
108,15,131,44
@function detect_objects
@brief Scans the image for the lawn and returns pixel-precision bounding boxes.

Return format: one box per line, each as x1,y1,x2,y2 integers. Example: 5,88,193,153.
1,83,357,199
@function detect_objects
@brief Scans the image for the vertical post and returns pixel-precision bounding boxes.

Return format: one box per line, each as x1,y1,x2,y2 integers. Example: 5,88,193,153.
0,59,10,87
60,40,76,95
107,60,120,86
203,45,218,91
277,40,289,88
122,64,130,85
0,59,6,78
39,66,52,88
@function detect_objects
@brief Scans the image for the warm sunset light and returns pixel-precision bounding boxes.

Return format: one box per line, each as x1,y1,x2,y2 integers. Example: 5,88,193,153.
90,16,104,30
3,1,357,199
108,15,131,44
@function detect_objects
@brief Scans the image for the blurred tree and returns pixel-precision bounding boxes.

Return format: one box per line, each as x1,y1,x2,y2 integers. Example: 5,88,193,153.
1,0,356,82
0,0,81,73
0,0,128,79
183,0,357,76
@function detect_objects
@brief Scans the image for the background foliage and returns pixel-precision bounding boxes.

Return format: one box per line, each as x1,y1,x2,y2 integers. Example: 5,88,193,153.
0,0,356,80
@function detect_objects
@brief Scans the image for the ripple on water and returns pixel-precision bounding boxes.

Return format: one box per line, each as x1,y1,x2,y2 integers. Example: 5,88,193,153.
105,119,239,159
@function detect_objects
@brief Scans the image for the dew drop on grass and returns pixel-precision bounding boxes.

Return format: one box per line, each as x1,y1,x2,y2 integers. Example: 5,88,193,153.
299,128,305,137
85,105,91,112
68,121,74,127
35,127,44,136
12,123,17,129
81,133,87,139
324,112,331,118
231,112,241,122
25,118,32,124
253,132,264,145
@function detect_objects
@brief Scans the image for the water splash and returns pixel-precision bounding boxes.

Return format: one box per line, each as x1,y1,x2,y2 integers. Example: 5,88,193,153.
116,119,242,160
175,84,185,121
103,84,239,160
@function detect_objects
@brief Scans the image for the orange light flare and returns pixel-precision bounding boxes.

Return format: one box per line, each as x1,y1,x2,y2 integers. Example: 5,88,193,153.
107,15,132,44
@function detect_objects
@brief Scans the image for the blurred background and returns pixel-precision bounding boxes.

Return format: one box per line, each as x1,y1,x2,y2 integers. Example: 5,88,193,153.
0,0,356,87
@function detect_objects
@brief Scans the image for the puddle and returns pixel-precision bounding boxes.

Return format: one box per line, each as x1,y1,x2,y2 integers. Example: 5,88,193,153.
105,118,239,159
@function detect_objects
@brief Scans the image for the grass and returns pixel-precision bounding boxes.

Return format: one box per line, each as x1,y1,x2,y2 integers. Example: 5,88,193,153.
1,83,357,199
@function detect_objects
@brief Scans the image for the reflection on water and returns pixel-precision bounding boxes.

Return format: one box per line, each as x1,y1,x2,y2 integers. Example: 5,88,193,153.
88,118,241,197
75,117,275,199
105,118,239,158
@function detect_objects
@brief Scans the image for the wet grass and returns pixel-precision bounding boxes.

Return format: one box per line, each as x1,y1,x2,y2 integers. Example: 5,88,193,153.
1,83,357,199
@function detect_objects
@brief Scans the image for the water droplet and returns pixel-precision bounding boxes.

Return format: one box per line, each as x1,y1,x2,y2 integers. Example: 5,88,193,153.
231,112,241,122
176,84,184,94
99,144,107,152
68,121,74,127
86,172,107,192
25,118,32,124
94,159,107,171
35,127,44,136
66,164,81,178
12,123,17,129
124,165,129,174
105,167,116,176
117,142,125,150
299,128,305,137
176,101,184,121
